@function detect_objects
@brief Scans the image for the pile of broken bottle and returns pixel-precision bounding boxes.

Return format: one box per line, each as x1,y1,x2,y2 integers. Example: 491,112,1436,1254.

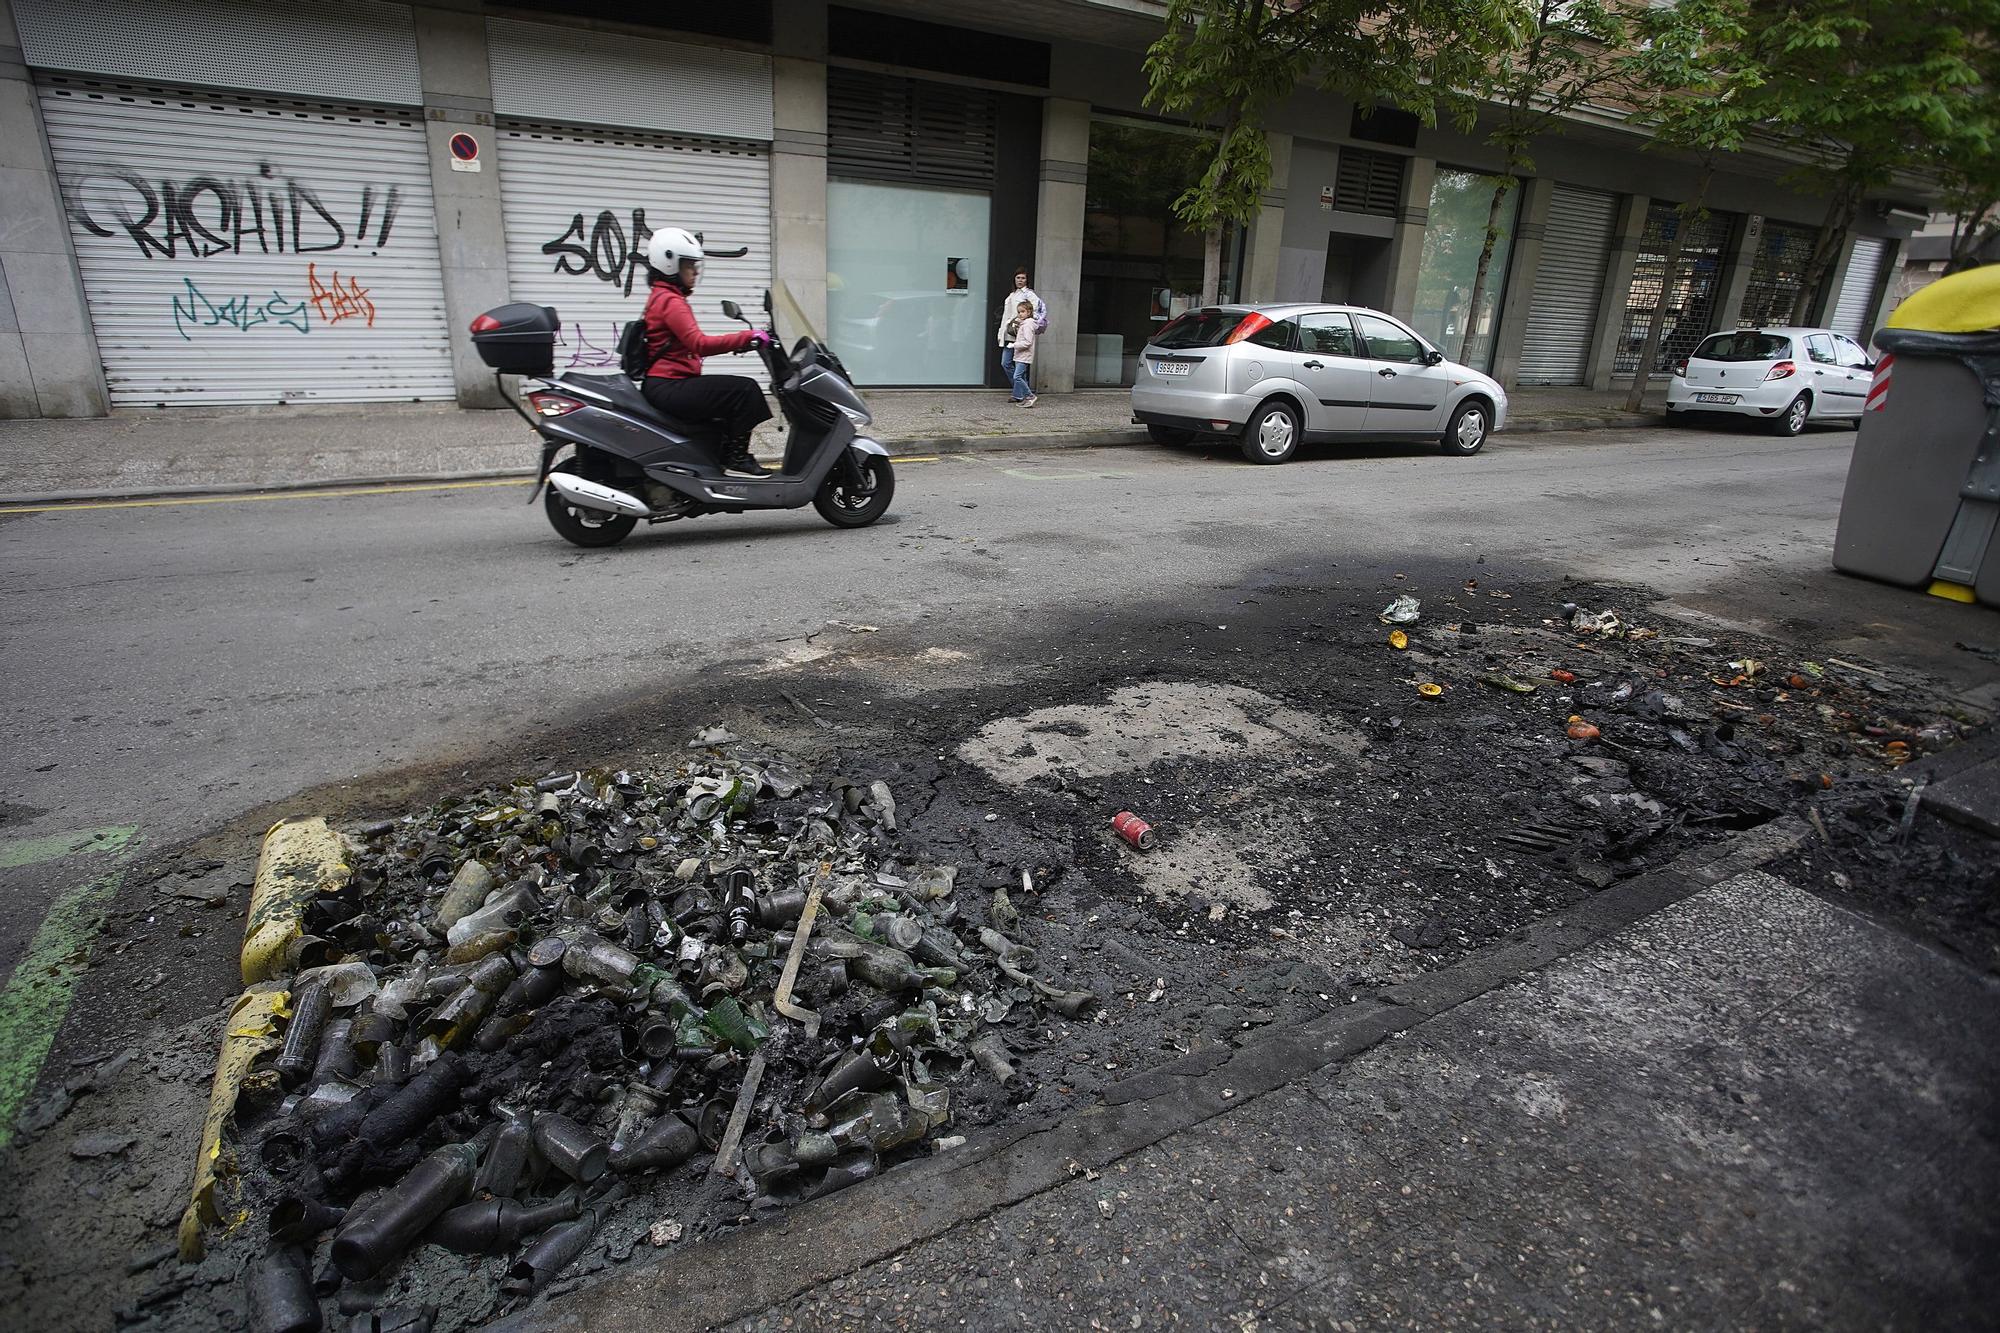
240,733,1089,1326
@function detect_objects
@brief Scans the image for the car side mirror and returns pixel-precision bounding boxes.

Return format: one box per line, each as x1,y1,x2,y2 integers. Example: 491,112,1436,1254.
720,299,745,323
1862,360,1877,372
1425,349,1445,366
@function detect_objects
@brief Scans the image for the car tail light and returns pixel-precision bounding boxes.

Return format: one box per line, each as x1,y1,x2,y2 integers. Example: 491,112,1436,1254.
1224,313,1273,345
1672,359,1687,378
526,392,585,418
1764,360,1797,381
470,313,501,333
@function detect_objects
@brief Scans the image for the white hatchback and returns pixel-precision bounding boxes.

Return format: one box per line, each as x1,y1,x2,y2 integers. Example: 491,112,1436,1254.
1664,327,1876,434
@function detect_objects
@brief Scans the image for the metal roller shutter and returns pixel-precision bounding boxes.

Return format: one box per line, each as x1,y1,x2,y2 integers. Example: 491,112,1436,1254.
38,81,454,407
1518,184,1618,385
1830,237,1889,343
497,125,773,377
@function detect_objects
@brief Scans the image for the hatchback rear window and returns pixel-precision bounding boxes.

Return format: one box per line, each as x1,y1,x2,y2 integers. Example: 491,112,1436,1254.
1694,332,1792,362
1152,311,1249,349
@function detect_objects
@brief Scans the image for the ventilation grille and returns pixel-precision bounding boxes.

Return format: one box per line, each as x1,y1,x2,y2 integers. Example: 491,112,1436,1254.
828,69,998,190
1333,148,1405,216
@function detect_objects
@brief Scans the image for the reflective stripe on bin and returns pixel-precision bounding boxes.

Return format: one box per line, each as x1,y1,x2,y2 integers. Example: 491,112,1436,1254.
1865,354,1894,412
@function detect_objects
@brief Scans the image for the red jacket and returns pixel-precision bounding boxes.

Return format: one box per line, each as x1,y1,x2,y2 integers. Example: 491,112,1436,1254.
643,280,755,379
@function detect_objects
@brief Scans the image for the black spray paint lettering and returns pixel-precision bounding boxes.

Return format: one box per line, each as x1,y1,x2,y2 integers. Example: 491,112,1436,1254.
541,209,653,293
67,165,402,260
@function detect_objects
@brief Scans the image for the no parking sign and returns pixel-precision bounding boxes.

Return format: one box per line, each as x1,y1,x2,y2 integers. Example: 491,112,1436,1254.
449,132,481,173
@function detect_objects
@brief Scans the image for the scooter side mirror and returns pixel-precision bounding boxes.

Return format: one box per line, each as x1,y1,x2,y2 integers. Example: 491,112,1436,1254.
762,288,773,316
720,299,745,323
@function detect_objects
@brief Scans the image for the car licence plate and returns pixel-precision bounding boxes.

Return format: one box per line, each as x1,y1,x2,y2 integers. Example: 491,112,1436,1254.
1154,360,1191,376
1696,392,1738,404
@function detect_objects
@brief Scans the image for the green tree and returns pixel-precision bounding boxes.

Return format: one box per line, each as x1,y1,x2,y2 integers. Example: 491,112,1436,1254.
1457,0,1636,363
1144,0,1527,305
1737,1,1997,322
1929,46,2000,273
1618,0,1763,410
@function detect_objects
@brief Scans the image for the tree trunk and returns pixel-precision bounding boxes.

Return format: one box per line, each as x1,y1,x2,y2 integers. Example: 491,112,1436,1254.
1200,224,1224,307
1626,165,1712,414
1947,202,1997,273
1789,180,1862,325
1458,178,1513,365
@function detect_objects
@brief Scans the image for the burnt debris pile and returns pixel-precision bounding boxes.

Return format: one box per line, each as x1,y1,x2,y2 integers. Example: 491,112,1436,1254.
233,731,1092,1326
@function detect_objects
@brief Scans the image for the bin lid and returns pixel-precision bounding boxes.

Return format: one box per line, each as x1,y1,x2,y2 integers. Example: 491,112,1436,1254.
1886,264,2000,334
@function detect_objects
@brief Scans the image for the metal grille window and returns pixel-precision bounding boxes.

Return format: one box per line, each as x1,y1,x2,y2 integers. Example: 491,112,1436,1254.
1614,202,1733,375
1736,220,1819,329
1333,148,1405,217
827,69,998,190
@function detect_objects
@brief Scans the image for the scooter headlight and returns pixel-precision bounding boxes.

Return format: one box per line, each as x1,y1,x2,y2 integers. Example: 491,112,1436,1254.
838,403,873,427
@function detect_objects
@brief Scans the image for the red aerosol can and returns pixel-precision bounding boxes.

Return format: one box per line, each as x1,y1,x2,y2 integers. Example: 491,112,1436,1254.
1110,811,1157,851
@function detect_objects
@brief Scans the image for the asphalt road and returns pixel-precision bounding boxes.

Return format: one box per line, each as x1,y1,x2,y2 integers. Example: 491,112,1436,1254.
2,423,1995,980
4,420,2000,1331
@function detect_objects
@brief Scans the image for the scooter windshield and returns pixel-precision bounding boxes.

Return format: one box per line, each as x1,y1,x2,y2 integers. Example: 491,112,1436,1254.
772,281,822,348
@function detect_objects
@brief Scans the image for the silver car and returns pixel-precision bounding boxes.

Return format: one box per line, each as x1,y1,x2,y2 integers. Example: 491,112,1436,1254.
1130,303,1508,463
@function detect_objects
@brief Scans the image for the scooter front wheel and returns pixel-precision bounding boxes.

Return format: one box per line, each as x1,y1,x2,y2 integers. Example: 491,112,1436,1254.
544,459,638,548
813,454,895,529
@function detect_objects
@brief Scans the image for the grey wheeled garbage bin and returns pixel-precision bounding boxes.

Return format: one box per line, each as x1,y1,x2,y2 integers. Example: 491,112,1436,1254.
1832,284,2000,606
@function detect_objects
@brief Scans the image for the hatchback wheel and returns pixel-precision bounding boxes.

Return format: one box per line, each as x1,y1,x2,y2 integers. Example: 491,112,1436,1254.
1772,393,1811,436
1441,400,1489,456
1240,400,1300,464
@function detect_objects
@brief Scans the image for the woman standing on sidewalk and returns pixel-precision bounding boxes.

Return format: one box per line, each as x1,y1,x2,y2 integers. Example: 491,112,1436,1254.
997,266,1048,398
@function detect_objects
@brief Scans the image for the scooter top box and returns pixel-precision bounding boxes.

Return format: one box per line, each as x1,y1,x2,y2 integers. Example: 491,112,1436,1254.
470,304,559,376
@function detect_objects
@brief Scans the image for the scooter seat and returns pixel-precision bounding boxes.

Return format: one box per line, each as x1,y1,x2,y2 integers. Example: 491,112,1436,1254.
558,372,709,438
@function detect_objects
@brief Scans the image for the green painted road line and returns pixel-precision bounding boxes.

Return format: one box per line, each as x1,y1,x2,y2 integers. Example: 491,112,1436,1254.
0,825,137,870
0,825,140,1149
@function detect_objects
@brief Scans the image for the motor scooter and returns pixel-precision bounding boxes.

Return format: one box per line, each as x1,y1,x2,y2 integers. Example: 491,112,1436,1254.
470,282,893,548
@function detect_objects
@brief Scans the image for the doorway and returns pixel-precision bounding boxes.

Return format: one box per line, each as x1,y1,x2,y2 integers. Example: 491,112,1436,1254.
1321,234,1391,309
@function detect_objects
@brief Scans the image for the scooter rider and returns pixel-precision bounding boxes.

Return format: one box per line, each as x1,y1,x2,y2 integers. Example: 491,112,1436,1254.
640,227,774,477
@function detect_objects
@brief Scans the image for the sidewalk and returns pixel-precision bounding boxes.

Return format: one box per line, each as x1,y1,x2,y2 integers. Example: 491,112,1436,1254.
508,831,2000,1333
0,386,1666,505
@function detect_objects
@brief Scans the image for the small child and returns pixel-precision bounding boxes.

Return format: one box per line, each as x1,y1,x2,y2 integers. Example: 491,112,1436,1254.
1008,299,1039,407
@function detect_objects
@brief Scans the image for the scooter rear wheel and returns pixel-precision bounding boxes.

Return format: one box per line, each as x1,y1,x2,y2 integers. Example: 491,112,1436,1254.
813,454,895,528
544,459,638,548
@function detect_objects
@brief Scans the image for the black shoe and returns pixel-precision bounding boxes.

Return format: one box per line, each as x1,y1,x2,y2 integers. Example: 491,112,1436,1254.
724,449,771,477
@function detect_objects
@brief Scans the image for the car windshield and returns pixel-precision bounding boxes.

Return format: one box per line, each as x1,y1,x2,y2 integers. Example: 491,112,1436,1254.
1151,311,1250,349
1694,332,1792,362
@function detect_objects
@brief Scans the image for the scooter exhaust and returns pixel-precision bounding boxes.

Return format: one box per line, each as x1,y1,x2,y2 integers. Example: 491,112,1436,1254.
546,472,654,518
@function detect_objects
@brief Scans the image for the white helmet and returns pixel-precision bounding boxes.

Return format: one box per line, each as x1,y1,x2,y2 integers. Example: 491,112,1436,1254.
645,226,705,277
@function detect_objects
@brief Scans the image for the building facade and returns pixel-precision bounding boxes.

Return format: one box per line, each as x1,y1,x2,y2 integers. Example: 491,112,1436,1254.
0,0,1928,420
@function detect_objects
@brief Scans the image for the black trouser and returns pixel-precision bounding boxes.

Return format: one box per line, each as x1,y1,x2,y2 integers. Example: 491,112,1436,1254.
642,374,772,454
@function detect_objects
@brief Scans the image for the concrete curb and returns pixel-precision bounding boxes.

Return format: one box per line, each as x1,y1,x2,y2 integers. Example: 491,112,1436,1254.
0,415,1663,509
490,815,1810,1333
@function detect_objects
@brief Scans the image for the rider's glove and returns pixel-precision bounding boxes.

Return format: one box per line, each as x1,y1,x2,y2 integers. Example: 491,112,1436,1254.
747,330,775,348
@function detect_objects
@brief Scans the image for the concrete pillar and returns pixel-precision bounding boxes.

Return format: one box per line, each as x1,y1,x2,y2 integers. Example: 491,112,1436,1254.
1033,97,1089,394
412,5,508,409
1710,212,1759,332
0,0,107,417
770,0,828,336
1241,132,1290,304
1384,155,1436,324
771,58,828,337
1586,193,1648,390
1488,176,1552,389
1809,232,1863,328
